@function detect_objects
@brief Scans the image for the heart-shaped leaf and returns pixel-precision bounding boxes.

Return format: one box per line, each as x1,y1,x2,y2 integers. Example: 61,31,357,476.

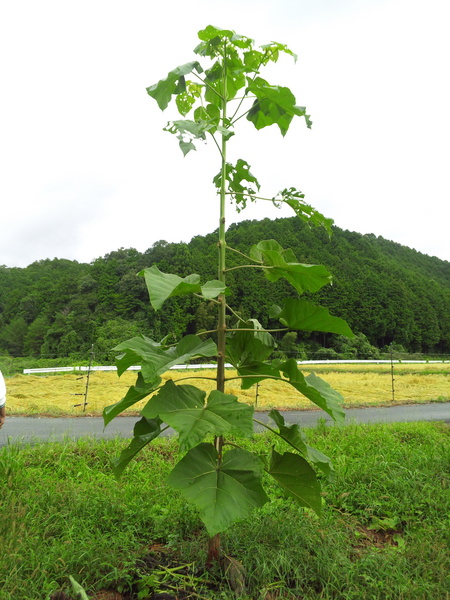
113,335,217,384
142,381,253,452
139,265,228,310
250,240,332,294
167,443,268,536
271,298,354,337
237,358,345,423
267,450,322,514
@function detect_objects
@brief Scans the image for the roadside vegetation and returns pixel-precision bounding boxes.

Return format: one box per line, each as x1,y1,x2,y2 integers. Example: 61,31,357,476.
1,421,448,599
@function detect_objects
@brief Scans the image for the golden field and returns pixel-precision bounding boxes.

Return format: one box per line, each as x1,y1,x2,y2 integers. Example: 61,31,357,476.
5,362,449,416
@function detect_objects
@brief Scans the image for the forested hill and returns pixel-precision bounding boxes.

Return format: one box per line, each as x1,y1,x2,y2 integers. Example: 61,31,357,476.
0,216,449,361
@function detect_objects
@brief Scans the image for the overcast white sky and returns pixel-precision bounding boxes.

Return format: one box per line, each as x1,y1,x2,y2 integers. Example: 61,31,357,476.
1,0,449,268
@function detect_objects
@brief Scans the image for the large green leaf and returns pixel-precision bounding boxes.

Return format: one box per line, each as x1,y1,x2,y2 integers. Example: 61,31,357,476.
238,360,282,389
139,265,227,310
201,279,229,300
167,443,268,536
113,335,217,384
249,240,332,294
271,298,354,337
267,450,322,514
281,360,345,424
138,266,200,310
226,319,276,367
268,410,334,478
246,77,311,135
142,381,253,452
237,358,345,423
111,417,163,478
103,372,161,426
195,26,253,59
147,62,203,111
197,25,236,43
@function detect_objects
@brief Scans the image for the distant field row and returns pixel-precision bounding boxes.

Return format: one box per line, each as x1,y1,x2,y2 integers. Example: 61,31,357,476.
6,362,449,416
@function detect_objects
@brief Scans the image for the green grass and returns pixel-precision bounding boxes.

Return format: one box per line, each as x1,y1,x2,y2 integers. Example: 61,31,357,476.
1,422,449,599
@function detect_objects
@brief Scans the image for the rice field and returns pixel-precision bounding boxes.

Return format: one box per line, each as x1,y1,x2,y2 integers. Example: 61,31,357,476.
5,362,449,416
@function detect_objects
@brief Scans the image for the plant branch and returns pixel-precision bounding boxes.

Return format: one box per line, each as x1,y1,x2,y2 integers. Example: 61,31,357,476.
193,293,221,305
230,106,253,126
227,245,261,263
210,132,224,159
225,303,247,324
170,375,218,383
192,71,224,103
253,418,278,434
224,375,287,383
226,327,288,333
228,48,270,123
196,329,219,336
224,264,267,272
225,191,277,203
222,441,244,449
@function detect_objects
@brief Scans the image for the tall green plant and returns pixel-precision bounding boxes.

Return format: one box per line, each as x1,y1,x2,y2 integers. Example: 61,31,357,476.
104,25,353,563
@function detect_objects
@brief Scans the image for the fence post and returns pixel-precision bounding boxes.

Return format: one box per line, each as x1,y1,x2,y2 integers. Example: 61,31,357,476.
73,345,94,412
390,344,395,402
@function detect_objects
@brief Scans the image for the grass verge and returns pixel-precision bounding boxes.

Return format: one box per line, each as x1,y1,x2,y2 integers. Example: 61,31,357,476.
1,421,449,599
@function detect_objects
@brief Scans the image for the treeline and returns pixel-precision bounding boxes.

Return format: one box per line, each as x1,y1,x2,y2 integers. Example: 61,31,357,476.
0,217,449,363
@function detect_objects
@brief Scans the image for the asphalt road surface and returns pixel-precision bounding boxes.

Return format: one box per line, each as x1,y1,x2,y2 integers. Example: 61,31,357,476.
1,403,449,447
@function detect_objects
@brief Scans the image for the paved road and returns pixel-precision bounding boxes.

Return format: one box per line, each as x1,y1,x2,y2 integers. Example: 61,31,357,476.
1,403,449,447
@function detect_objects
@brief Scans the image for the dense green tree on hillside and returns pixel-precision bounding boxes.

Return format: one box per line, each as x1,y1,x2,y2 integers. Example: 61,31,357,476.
24,316,49,357
0,317,28,356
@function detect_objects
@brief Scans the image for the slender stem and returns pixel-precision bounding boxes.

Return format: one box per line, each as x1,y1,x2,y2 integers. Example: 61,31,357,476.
225,303,247,324
252,418,278,434
230,106,254,126
196,329,219,336
228,50,271,122
216,50,228,397
193,293,220,304
222,441,243,449
227,245,261,263
192,71,224,103
224,264,269,272
210,132,224,159
229,91,251,124
225,192,278,203
170,375,217,383
226,327,289,333
225,374,286,383
208,40,229,566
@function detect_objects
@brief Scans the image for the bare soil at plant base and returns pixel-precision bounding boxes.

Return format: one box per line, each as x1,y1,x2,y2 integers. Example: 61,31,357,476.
5,363,449,417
